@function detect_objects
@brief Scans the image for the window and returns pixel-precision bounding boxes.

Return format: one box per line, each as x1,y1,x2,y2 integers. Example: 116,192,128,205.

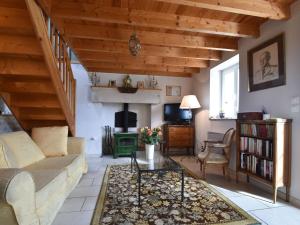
209,55,239,119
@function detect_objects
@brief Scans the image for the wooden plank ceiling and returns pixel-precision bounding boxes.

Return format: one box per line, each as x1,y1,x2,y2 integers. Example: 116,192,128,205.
43,0,294,77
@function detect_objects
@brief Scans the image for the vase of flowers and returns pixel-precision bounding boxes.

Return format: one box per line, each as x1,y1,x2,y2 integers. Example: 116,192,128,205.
140,127,161,160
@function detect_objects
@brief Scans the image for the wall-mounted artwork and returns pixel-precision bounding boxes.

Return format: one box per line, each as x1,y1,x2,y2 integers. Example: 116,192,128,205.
248,33,285,92
166,85,181,96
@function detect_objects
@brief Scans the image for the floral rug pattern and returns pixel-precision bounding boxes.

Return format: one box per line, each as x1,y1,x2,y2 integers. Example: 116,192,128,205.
92,165,260,225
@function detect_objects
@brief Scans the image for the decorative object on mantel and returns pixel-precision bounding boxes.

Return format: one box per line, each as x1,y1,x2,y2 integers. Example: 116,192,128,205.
180,95,201,124
117,75,138,93
140,126,162,160
150,76,158,89
123,75,132,88
128,32,141,56
137,81,144,89
166,85,181,96
108,80,116,87
117,87,138,93
89,72,100,87
248,33,285,92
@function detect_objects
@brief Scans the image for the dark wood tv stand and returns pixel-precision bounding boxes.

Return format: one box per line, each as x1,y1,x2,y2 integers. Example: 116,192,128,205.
163,124,195,156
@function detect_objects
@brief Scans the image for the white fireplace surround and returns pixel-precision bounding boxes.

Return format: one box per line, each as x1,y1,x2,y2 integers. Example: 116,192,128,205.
90,86,161,104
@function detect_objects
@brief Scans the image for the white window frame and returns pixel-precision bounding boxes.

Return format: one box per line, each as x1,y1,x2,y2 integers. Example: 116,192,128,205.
209,55,239,119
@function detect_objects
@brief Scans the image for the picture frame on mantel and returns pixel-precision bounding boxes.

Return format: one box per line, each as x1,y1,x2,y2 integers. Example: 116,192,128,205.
248,33,285,92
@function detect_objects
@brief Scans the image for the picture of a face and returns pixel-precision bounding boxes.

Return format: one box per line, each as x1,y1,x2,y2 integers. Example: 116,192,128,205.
253,42,279,85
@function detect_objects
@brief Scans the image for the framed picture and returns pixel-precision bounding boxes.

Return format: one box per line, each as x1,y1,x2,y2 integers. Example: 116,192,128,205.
248,33,285,92
166,85,181,96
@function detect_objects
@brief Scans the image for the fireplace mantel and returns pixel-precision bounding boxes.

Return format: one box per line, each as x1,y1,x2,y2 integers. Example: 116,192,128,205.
90,86,161,104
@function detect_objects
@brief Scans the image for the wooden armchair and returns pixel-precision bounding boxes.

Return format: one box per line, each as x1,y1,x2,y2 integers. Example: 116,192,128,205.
198,128,235,179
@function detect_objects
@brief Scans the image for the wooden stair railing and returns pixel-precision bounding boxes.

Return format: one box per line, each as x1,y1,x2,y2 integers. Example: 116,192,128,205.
46,16,76,119
25,0,76,135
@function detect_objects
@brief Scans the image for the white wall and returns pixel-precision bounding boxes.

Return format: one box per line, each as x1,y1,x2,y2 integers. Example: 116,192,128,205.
192,1,300,202
192,51,237,153
72,64,192,155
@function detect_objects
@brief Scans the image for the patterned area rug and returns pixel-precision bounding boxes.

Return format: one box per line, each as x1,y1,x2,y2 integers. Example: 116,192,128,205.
91,165,260,225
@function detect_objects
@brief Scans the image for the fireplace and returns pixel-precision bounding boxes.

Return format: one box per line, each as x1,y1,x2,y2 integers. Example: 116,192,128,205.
113,103,138,158
115,103,137,132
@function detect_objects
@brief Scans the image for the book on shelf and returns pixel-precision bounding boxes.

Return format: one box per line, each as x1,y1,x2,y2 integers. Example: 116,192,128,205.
240,153,273,181
240,123,274,139
240,137,273,158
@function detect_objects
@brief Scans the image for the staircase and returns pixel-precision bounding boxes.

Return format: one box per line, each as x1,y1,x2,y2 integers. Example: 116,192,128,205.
0,0,76,135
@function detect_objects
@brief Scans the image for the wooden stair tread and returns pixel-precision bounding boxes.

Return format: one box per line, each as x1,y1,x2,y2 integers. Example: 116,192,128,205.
0,0,76,135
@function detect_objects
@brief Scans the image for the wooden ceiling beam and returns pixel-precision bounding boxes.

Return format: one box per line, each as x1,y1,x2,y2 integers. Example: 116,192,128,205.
71,38,221,60
52,4,259,37
87,67,192,78
153,0,290,20
77,51,209,68
83,61,200,74
61,23,237,51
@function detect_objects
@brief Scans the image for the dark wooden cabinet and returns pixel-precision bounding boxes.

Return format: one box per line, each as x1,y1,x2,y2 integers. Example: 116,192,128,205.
163,124,195,155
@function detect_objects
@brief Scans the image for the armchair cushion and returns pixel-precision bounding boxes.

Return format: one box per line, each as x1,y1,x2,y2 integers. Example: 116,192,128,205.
0,131,45,168
210,143,227,148
207,153,228,164
198,152,228,164
32,126,68,157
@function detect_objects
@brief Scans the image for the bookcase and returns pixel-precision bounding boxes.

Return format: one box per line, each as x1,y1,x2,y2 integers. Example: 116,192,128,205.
236,118,292,203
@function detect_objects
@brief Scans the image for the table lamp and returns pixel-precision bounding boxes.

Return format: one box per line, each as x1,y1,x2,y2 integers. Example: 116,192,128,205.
179,95,201,124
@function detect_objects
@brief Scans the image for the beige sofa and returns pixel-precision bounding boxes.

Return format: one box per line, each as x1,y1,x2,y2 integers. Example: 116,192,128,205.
0,131,88,225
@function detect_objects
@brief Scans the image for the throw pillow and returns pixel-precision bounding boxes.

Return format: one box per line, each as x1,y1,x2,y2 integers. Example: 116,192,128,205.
32,126,68,157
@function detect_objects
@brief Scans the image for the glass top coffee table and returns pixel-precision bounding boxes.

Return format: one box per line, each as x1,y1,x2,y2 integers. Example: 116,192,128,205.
131,150,184,206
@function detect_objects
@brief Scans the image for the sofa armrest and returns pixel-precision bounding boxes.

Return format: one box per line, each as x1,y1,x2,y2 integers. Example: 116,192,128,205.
67,137,86,155
67,137,88,173
0,169,39,225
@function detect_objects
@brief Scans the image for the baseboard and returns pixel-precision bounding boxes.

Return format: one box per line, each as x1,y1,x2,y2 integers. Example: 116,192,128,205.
228,169,300,208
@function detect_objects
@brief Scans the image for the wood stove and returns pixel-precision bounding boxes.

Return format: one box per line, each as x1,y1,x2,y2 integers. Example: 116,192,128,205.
113,103,138,158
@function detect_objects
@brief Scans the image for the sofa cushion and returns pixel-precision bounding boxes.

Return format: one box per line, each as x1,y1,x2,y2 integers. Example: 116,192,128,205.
31,126,68,157
24,154,82,181
24,155,83,209
0,131,45,168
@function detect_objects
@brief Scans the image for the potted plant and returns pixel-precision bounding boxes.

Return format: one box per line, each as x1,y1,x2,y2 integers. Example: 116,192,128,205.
219,110,225,119
140,127,162,159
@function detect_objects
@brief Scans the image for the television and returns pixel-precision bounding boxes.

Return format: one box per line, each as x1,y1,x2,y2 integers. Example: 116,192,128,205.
164,103,192,124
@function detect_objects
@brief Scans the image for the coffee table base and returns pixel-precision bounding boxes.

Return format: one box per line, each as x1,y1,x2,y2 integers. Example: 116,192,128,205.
131,153,184,206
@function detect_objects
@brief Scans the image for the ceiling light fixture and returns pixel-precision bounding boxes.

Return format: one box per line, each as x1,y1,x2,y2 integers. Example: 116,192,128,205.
128,32,141,56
